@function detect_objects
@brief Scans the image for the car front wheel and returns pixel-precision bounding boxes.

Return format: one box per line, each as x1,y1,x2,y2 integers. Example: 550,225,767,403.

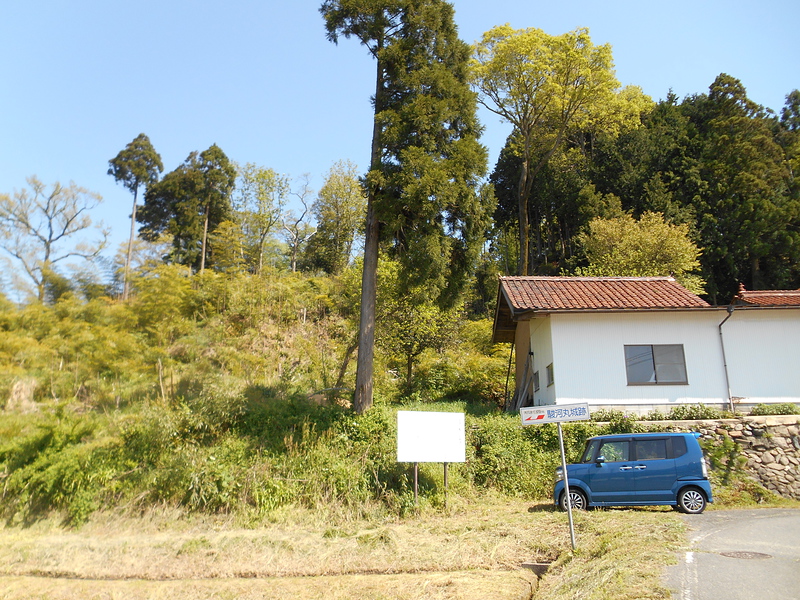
559,488,588,511
677,487,706,514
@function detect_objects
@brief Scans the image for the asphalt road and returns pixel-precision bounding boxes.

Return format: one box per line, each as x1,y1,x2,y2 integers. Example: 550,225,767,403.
665,508,800,600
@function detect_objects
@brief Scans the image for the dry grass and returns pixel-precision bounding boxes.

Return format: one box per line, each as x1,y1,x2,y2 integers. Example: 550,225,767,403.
0,497,689,600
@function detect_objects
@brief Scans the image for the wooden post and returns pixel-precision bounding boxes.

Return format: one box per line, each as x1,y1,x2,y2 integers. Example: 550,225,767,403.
444,462,449,508
414,462,419,506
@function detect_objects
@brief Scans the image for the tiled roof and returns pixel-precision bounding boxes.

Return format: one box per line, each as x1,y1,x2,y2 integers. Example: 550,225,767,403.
500,276,710,313
732,289,800,307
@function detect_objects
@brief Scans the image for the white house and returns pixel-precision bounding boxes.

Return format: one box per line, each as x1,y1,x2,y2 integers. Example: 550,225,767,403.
491,277,800,414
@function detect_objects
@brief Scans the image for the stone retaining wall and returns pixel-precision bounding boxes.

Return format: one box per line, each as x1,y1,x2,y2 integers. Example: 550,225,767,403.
644,415,800,500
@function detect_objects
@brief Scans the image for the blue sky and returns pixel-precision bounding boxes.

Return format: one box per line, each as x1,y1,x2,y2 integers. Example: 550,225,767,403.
1,0,798,261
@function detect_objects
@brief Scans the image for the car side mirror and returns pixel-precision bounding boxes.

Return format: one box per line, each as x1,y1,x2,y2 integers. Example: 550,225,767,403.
595,455,606,466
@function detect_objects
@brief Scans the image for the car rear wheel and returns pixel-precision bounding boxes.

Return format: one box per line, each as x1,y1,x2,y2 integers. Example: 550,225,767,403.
677,487,706,514
559,488,588,511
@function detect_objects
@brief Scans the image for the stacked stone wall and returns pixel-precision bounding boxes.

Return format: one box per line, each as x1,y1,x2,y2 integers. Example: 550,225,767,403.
645,415,800,500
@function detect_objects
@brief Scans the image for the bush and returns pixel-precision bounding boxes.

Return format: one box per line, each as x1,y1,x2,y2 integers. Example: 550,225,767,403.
664,404,725,421
749,403,800,416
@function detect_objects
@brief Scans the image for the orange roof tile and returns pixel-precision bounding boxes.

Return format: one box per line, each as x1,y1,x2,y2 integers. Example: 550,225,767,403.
732,289,800,307
500,276,710,313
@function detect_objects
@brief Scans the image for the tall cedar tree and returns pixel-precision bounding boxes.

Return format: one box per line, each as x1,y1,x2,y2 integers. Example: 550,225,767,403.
107,134,163,300
138,145,236,272
320,0,488,412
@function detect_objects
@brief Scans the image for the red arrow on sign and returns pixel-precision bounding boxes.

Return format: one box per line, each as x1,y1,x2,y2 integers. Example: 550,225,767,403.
524,414,545,422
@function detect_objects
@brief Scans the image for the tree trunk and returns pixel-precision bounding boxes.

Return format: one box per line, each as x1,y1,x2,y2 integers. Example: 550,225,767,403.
353,51,384,414
123,186,138,301
354,198,378,413
335,339,359,390
200,202,210,273
517,160,530,276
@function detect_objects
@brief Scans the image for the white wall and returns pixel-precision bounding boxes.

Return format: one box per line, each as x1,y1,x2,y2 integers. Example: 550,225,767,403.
529,316,554,406
723,308,800,404
529,310,730,407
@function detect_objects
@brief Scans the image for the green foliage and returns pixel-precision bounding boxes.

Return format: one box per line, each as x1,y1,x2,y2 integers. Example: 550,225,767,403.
303,159,365,275
701,435,747,486
575,211,706,294
139,145,236,271
664,404,725,421
472,24,651,274
749,403,800,416
233,163,290,274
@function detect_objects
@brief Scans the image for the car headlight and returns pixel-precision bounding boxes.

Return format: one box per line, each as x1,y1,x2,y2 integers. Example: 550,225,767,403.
555,467,564,482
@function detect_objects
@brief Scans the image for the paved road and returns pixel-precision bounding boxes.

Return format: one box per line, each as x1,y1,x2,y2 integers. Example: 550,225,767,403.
665,508,800,600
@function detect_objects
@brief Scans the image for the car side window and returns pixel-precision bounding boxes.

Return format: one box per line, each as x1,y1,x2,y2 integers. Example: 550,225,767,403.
598,441,629,462
634,439,668,461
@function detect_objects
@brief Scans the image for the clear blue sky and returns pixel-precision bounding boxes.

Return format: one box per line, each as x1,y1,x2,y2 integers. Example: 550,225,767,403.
1,0,797,261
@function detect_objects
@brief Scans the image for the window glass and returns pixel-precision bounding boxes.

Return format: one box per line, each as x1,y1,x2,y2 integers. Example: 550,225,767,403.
581,440,600,463
625,346,656,383
546,363,554,386
533,371,540,392
634,439,668,461
598,440,629,462
672,436,687,458
653,345,688,384
624,345,687,385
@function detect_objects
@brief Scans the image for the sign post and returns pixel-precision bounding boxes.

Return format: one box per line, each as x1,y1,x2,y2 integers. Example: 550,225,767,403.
520,403,590,551
397,411,466,507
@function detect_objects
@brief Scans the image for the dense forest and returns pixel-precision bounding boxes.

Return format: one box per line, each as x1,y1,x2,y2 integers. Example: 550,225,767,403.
0,0,798,522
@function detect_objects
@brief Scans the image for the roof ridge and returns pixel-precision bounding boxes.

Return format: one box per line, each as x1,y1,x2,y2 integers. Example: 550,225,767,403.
499,275,676,282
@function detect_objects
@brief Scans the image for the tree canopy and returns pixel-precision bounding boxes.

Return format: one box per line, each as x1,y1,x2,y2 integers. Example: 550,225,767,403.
0,177,108,302
108,133,163,300
576,211,706,295
471,25,650,275
138,145,236,272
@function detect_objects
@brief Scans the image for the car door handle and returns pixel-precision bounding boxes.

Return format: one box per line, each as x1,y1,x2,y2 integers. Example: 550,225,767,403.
634,465,647,470
618,466,633,470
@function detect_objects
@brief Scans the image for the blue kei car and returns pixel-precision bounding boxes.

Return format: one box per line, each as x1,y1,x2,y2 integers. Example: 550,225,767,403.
554,432,713,514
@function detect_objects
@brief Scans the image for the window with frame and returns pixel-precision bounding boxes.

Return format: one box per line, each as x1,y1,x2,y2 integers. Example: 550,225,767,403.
546,363,554,386
624,344,688,385
634,439,668,461
598,440,629,462
533,371,540,392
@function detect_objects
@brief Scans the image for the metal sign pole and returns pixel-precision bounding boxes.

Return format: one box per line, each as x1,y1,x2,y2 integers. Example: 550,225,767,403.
520,403,588,551
557,422,577,551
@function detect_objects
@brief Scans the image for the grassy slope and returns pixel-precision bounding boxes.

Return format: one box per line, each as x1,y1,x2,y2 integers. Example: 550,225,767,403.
0,499,695,600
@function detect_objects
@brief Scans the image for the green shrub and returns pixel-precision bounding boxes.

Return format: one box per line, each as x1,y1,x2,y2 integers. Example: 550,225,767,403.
749,403,800,416
665,404,724,421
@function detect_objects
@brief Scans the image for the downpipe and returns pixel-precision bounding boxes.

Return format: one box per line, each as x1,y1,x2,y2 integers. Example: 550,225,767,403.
718,305,735,413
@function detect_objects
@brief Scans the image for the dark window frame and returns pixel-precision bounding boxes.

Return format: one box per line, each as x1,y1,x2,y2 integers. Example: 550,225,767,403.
624,344,688,386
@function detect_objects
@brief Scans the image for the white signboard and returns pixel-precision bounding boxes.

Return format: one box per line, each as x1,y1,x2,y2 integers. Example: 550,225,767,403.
396,411,466,463
520,403,590,425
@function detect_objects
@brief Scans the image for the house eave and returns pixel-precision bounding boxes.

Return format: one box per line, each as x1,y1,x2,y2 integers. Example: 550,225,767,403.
491,304,725,344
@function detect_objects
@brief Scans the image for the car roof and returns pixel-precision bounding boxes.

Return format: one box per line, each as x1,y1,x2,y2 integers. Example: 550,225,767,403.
587,432,698,441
